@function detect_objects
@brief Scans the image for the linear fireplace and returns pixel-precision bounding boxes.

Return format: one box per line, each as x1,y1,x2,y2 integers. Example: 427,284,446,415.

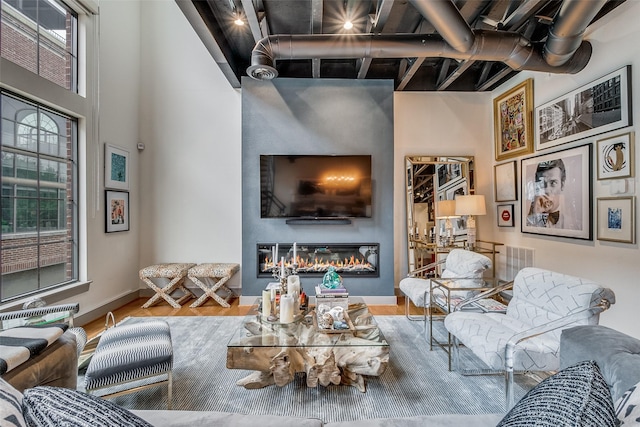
257,243,379,278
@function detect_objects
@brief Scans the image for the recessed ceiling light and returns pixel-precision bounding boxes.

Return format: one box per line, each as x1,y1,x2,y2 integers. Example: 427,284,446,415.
234,17,244,26
343,20,353,30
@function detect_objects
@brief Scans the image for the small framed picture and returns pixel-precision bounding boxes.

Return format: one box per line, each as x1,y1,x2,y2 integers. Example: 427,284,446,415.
497,204,515,227
597,197,635,243
596,132,634,180
106,190,130,233
494,161,517,202
105,143,130,190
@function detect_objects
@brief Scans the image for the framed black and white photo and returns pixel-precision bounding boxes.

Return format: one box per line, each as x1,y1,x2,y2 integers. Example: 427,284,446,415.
105,143,130,190
445,179,467,201
597,197,635,244
436,162,463,189
596,132,634,180
106,190,130,233
494,161,517,202
535,65,632,151
521,144,592,240
497,204,515,227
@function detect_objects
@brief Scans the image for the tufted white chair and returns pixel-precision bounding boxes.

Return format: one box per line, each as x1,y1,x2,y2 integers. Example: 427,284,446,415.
444,267,616,409
399,249,492,326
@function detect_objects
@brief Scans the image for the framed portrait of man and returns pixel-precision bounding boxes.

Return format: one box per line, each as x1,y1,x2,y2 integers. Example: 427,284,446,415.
521,144,592,240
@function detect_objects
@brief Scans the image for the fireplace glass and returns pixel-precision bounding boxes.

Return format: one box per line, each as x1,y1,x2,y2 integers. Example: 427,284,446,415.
257,243,379,278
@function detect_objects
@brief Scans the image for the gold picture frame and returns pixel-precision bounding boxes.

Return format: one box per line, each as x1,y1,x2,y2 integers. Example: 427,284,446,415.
494,79,534,161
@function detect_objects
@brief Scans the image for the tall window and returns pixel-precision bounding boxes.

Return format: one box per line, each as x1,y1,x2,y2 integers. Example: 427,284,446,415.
1,91,78,302
1,0,78,92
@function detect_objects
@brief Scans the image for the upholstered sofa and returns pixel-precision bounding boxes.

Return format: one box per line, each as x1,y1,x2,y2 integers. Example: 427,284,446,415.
2,325,639,426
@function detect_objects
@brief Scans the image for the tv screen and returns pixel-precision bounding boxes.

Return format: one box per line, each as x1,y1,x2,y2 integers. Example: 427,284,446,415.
260,155,372,219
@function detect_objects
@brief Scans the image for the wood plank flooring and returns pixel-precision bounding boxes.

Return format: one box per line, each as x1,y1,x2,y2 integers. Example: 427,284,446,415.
81,296,418,340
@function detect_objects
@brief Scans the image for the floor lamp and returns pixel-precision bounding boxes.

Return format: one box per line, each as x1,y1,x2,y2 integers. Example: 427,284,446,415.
455,195,486,249
435,200,459,247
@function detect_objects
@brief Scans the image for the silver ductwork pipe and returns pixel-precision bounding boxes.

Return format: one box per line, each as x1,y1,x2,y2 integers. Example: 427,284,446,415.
247,31,592,81
409,0,474,52
543,0,608,66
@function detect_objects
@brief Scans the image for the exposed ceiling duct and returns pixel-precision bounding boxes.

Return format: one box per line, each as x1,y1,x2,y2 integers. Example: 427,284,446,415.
247,0,607,83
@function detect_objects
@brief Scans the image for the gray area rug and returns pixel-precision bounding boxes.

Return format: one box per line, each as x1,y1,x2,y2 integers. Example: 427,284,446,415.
79,316,537,423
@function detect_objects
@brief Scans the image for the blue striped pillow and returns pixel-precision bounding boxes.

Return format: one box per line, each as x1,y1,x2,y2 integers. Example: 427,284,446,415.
497,360,617,427
22,386,152,427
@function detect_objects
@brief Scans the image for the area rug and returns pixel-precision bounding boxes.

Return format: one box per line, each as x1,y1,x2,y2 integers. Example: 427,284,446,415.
78,316,537,423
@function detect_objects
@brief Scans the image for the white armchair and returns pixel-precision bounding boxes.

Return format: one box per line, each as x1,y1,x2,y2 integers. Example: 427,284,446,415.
444,267,615,409
399,249,492,325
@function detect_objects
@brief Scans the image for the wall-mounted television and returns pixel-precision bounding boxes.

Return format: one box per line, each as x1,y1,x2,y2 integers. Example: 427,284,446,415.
260,155,372,219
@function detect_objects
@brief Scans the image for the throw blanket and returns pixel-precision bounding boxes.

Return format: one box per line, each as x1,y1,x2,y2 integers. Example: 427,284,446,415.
0,323,68,375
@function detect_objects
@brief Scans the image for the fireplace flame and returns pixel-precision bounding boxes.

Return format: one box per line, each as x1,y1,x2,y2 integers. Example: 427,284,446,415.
263,255,374,274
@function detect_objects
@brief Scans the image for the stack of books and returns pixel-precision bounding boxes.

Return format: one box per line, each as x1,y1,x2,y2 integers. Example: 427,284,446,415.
315,285,349,310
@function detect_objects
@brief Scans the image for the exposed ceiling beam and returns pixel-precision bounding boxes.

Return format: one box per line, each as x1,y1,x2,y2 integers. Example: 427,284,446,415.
311,0,323,78
476,65,513,91
396,57,426,91
437,59,474,91
357,0,394,79
240,0,264,42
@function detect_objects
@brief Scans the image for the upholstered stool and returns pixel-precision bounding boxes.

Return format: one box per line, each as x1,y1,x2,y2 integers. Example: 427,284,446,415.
84,320,173,408
187,263,239,308
139,263,196,308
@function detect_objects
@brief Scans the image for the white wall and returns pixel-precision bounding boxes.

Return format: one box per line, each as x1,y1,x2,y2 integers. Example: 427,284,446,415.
138,1,243,287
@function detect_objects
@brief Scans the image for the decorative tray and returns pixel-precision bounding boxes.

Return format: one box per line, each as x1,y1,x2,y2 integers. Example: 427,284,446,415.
311,310,356,334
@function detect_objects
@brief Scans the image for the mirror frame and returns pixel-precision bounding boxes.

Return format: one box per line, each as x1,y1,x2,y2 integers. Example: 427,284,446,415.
405,155,475,273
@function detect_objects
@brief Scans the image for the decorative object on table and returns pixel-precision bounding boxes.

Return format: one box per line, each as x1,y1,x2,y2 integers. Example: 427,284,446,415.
455,194,486,249
494,161,518,202
436,199,459,247
493,79,534,161
521,144,592,240
321,266,342,289
104,143,130,190
105,190,130,233
597,132,634,180
535,65,632,151
497,204,515,227
596,196,635,244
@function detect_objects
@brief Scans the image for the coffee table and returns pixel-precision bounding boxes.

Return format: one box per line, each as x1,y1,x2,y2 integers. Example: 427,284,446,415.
226,297,389,392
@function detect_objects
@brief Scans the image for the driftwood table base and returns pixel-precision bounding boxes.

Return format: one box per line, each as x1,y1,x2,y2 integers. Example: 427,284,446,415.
227,302,389,392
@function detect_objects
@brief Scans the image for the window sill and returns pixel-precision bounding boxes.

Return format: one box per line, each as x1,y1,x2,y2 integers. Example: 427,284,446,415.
0,280,92,312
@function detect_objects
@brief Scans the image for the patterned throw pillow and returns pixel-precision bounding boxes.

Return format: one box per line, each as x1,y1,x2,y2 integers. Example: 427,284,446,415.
0,378,26,427
22,386,152,427
497,360,617,427
615,381,640,425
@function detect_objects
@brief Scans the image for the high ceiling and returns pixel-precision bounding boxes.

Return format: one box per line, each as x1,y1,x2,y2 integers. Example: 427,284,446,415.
177,0,625,92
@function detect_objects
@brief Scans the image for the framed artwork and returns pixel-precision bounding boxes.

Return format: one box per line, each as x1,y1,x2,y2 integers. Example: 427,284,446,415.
106,190,130,233
445,179,467,201
596,132,634,180
597,197,635,243
535,65,632,151
521,144,592,240
105,143,130,190
436,162,463,189
494,79,534,161
494,161,518,202
497,204,515,227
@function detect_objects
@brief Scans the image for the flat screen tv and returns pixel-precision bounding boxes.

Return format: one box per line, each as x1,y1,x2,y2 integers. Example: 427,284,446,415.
260,155,372,219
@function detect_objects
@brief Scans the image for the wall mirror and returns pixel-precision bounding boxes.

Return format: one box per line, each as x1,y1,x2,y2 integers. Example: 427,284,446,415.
405,156,475,273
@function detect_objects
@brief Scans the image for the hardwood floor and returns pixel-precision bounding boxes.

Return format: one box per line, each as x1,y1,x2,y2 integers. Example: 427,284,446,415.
81,296,417,340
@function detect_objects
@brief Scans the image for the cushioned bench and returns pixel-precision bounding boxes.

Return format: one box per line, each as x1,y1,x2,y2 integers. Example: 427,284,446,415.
84,319,173,408
187,263,239,308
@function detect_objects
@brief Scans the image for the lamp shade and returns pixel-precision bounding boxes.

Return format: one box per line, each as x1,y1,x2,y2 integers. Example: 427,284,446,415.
436,200,458,218
455,195,486,216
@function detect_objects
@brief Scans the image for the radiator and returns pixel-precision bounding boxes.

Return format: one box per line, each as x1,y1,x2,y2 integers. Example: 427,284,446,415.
504,246,535,281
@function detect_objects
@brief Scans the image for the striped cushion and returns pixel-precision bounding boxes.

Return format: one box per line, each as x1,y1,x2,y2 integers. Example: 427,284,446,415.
497,360,617,427
84,320,172,391
22,387,152,427
0,378,26,427
0,324,67,375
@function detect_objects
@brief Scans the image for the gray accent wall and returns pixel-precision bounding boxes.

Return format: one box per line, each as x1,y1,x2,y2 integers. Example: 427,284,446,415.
242,77,394,297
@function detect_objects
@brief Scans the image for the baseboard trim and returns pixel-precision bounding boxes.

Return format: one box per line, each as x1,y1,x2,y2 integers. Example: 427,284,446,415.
76,291,141,327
